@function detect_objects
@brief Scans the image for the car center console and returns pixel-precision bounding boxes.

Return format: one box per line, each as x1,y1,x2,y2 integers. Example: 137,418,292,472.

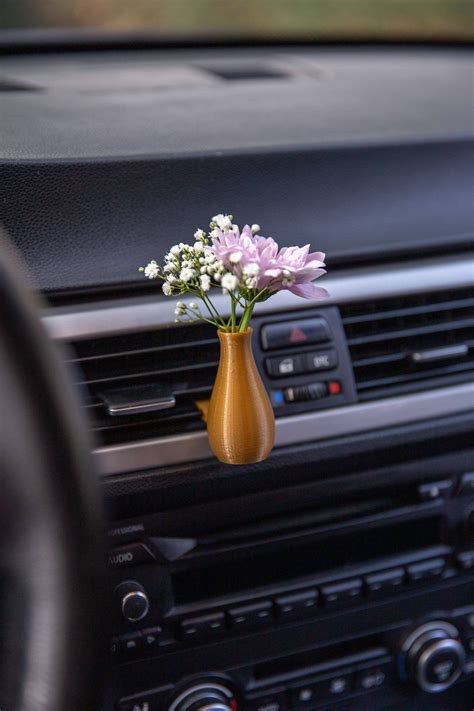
104,447,474,711
39,257,474,711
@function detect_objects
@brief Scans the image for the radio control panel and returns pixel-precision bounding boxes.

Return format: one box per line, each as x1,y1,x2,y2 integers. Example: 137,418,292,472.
104,465,474,711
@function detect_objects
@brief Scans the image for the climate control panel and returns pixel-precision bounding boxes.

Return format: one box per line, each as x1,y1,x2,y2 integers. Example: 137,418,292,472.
116,606,474,711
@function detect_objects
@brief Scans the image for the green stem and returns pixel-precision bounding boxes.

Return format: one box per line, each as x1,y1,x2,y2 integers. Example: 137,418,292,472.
230,296,237,332
201,293,227,329
238,302,255,332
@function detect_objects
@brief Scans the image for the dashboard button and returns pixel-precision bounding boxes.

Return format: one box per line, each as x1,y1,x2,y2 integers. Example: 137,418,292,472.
321,578,363,607
265,354,304,378
457,550,474,570
328,380,342,395
180,612,226,641
261,319,331,351
141,626,162,650
120,632,143,654
407,558,445,582
117,701,155,711
417,480,452,502
365,567,405,596
228,601,273,630
284,382,327,403
304,349,338,373
458,471,474,495
275,589,319,621
117,690,168,711
355,665,389,691
289,683,321,707
246,690,287,711
320,671,353,698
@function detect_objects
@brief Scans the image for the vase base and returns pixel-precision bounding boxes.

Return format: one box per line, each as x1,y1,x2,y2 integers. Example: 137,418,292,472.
215,454,271,465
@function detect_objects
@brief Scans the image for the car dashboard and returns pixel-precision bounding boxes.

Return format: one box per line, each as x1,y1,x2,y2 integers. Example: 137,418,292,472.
1,44,473,711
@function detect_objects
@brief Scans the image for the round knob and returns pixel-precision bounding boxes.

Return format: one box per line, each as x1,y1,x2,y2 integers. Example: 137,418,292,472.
401,621,466,693
115,580,150,622
169,681,236,711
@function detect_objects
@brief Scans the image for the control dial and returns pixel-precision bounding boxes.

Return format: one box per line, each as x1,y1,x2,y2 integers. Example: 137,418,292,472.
169,681,236,711
115,580,150,622
401,621,466,693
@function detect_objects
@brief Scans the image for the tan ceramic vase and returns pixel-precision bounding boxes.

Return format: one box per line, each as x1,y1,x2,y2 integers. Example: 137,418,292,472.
207,328,275,465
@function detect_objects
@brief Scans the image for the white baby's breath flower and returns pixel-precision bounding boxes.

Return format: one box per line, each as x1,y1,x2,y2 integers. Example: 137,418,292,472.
162,282,173,296
251,224,261,234
281,269,295,287
194,241,204,254
180,267,196,283
194,228,206,241
243,262,260,276
170,245,180,255
200,274,211,291
144,261,159,279
229,252,242,264
166,274,176,284
221,272,238,291
189,302,199,310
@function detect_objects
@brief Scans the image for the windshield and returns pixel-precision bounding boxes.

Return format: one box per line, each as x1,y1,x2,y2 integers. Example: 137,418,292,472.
1,0,472,42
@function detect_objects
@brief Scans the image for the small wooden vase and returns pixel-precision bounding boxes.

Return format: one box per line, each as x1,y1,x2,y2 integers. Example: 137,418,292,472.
207,328,275,465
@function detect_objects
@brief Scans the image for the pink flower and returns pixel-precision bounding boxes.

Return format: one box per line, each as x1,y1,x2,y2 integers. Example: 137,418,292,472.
267,244,328,299
211,226,328,299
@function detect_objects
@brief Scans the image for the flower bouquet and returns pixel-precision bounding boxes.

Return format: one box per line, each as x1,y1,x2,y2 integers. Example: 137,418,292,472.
140,214,328,464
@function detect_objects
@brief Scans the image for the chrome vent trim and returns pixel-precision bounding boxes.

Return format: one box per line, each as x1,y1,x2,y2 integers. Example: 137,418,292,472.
94,383,474,476
42,254,474,342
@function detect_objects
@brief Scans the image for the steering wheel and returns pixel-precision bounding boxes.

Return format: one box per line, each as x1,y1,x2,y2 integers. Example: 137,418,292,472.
0,236,106,711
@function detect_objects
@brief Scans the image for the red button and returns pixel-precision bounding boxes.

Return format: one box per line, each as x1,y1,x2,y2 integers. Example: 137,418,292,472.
328,381,341,395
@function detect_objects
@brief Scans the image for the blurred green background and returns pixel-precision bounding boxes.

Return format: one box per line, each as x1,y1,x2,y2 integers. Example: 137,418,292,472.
1,0,472,40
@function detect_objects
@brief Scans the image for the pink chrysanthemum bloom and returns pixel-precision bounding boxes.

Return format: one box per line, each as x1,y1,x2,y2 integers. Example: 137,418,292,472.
266,244,328,299
211,225,328,299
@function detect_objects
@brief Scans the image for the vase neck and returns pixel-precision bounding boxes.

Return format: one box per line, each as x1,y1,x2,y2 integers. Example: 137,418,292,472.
217,328,253,356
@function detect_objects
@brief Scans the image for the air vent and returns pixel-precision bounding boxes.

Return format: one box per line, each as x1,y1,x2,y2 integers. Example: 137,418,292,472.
66,323,218,446
341,287,474,401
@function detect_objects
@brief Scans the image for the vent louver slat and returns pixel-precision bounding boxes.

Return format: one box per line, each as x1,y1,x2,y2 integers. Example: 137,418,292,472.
341,288,474,401
66,323,218,446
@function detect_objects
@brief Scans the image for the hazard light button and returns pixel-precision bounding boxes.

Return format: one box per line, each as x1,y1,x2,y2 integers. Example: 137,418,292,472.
261,318,331,350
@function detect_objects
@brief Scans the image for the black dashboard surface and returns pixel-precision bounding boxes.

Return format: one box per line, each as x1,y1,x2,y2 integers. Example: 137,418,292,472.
0,47,472,293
